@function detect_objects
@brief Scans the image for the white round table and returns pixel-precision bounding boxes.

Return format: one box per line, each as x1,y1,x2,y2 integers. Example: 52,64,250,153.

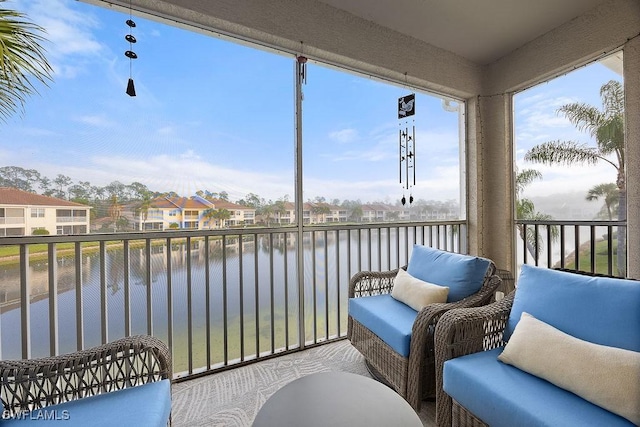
252,371,423,427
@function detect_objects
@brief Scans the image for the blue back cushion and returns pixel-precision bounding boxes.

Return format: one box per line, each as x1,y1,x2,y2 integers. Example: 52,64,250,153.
506,265,640,351
406,245,490,302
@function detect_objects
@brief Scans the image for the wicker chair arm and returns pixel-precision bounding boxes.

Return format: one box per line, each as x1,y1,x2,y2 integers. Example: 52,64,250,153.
0,335,171,415
409,272,503,352
435,292,514,360
434,293,514,427
348,267,403,298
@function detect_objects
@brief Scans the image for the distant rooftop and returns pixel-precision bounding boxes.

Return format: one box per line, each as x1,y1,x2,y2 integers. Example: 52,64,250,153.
0,187,89,208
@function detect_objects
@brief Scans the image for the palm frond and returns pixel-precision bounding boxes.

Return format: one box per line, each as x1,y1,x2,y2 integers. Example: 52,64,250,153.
595,116,624,156
0,5,53,121
524,140,600,166
515,169,542,196
600,80,624,118
557,103,602,136
585,183,618,201
516,198,536,219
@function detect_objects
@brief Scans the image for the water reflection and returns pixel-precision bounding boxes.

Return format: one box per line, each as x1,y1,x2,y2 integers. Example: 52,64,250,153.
0,229,419,371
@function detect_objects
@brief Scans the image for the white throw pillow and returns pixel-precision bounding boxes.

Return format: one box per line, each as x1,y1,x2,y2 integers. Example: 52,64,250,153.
390,268,449,311
498,312,640,425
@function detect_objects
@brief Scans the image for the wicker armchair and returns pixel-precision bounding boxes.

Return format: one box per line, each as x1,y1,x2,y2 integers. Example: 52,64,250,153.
434,268,640,427
0,335,172,424
347,262,502,410
434,292,514,427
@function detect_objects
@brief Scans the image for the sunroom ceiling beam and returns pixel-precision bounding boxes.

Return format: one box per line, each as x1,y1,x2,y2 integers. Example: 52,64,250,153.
85,0,483,99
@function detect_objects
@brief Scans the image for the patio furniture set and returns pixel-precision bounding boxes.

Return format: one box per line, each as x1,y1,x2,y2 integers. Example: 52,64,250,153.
348,245,639,427
0,245,638,426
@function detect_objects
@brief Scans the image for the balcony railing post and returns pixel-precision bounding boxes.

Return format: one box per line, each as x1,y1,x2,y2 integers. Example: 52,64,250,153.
166,237,174,364
74,242,83,351
186,236,193,373
204,235,211,370
20,244,30,359
48,243,59,356
99,241,108,345
123,240,131,337
146,239,153,336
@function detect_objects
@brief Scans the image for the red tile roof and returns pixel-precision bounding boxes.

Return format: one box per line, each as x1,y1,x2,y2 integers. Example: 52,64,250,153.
207,198,252,210
0,187,89,207
150,197,210,210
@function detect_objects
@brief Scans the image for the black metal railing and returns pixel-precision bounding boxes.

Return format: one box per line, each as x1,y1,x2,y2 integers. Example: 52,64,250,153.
0,220,465,380
516,219,627,277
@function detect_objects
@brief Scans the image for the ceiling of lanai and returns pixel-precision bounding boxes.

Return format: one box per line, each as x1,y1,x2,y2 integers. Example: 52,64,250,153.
92,0,610,65
315,0,609,65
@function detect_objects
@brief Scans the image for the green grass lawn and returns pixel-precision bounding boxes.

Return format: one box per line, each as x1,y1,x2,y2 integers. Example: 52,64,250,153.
559,239,620,276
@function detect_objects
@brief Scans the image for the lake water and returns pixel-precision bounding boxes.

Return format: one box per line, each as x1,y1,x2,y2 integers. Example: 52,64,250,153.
0,228,427,372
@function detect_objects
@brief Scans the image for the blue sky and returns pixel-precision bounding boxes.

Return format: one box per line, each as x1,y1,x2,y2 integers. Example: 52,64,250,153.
2,0,623,207
514,61,623,199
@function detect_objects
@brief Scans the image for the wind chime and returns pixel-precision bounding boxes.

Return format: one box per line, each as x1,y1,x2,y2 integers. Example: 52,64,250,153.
125,1,137,96
297,42,308,87
398,93,416,205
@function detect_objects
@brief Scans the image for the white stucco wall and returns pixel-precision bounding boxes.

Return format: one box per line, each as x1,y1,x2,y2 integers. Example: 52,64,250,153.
484,0,640,94
625,36,640,279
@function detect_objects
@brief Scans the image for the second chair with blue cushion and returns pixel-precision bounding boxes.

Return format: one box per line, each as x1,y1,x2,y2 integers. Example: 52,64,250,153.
347,245,501,410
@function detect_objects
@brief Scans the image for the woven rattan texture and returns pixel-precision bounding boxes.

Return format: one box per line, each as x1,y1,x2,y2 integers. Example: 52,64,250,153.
452,400,488,427
434,292,514,427
436,268,637,427
348,261,502,411
0,335,171,415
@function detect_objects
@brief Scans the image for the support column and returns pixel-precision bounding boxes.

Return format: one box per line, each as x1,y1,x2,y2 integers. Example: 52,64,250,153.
467,94,515,274
624,37,640,279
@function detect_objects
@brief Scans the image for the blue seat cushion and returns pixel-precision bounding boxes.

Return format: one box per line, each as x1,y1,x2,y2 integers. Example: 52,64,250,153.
349,294,418,357
3,379,171,426
443,349,635,427
506,265,640,351
406,245,490,302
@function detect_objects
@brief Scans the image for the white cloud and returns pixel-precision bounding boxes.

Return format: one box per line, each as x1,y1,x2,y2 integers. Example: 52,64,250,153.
514,91,587,152
329,128,358,143
11,0,106,79
28,151,292,202
74,114,115,127
329,125,460,166
516,158,617,199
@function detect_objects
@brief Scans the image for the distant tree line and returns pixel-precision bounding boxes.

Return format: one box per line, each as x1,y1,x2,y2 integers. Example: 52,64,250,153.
0,166,460,220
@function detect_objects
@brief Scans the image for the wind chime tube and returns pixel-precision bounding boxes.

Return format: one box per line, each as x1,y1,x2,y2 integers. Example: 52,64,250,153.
413,124,416,186
399,129,402,184
405,127,410,190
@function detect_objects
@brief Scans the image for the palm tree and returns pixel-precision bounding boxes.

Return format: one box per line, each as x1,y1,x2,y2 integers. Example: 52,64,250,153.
273,200,287,224
108,195,122,232
586,183,619,220
310,203,331,223
261,205,274,226
0,3,53,121
202,208,217,229
524,79,626,274
349,205,363,222
515,168,558,261
136,191,153,230
214,208,231,228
